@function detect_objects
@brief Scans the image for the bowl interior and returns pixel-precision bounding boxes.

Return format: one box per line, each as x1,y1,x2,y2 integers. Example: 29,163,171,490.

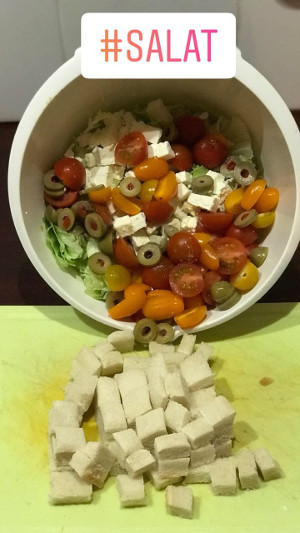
15,76,297,333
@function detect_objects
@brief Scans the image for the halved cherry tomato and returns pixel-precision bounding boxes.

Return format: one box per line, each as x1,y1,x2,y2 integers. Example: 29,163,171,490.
54,158,85,190
105,264,131,291
252,211,275,229
140,180,158,203
88,187,111,204
131,268,143,284
200,243,219,270
167,232,202,265
111,187,141,215
175,114,206,146
114,131,147,166
142,293,184,321
202,270,222,306
91,203,112,226
197,212,233,233
134,158,169,181
44,190,78,208
210,237,247,275
154,171,177,202
143,200,173,224
114,238,139,269
241,179,267,210
193,135,228,169
225,224,258,246
230,260,259,291
193,232,212,245
169,144,193,171
109,291,147,320
169,263,204,297
224,187,245,215
174,305,207,329
184,294,204,309
147,290,174,298
142,257,173,289
254,187,279,213
124,283,150,299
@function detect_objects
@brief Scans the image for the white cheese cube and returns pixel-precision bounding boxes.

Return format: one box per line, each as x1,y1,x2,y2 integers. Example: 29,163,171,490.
113,429,143,459
210,457,237,495
49,470,92,505
96,144,116,165
70,442,115,488
210,172,232,199
115,369,152,426
182,417,214,449
135,408,167,448
96,377,127,436
109,164,125,181
107,200,117,215
175,171,192,184
52,427,86,467
146,99,173,124
75,346,102,377
130,120,162,144
165,485,193,519
125,449,155,477
48,401,80,436
164,400,190,433
131,230,150,250
154,433,190,460
64,375,97,416
174,205,186,220
113,216,133,237
190,443,215,467
158,457,190,479
178,334,197,356
124,170,136,179
215,439,232,458
131,212,147,232
89,166,110,188
254,448,281,481
148,469,182,490
165,372,189,407
85,152,96,168
107,330,135,353
177,183,190,201
145,223,160,235
182,201,197,215
74,156,85,167
162,217,181,235
147,141,175,160
116,474,146,507
180,216,198,232
180,356,214,391
187,192,220,212
199,396,236,436
236,449,260,489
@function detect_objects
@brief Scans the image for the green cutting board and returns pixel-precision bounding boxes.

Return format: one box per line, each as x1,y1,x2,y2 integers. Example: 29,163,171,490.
0,304,300,533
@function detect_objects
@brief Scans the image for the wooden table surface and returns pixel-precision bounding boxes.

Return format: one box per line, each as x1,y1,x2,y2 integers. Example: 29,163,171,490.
1,117,300,306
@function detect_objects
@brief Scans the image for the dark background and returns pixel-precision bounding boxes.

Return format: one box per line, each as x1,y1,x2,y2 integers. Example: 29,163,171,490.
1,117,299,306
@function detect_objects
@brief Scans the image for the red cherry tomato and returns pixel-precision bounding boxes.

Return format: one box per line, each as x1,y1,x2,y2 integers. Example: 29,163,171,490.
193,135,228,169
142,257,173,289
143,200,173,224
210,237,247,275
197,212,233,233
115,131,148,165
54,158,85,190
90,203,112,226
225,224,258,246
44,190,78,208
175,114,206,146
202,270,222,306
169,144,194,171
169,263,204,298
114,238,139,269
167,232,202,265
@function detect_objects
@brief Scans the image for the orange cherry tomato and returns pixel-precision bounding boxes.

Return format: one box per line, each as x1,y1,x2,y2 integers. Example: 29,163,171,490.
147,289,175,299
174,305,207,329
254,187,279,213
111,187,141,215
200,243,220,270
134,157,169,181
140,180,158,203
142,294,184,321
88,187,111,204
224,187,245,215
154,171,177,202
124,283,150,299
241,179,267,210
109,291,148,320
114,238,139,269
193,232,212,245
184,294,204,309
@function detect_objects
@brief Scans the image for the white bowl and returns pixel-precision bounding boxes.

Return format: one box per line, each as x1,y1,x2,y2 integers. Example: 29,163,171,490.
8,49,300,336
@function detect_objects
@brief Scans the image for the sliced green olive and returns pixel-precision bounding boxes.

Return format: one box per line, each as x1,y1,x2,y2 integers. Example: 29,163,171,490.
99,229,114,257
57,208,75,231
234,209,257,228
119,176,142,197
191,175,214,194
71,200,92,220
44,205,58,224
163,122,178,143
84,212,107,238
164,224,179,238
106,291,124,310
88,252,111,275
133,318,158,344
210,281,235,304
137,243,162,267
44,186,65,198
155,323,175,344
233,161,257,186
217,289,241,310
43,170,64,191
249,246,269,267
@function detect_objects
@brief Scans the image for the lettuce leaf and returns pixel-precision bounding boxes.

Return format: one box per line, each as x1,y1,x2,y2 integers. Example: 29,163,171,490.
45,220,87,271
81,266,110,300
190,165,209,177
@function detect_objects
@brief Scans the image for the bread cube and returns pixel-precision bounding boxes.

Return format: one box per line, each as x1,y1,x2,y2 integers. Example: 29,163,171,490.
116,474,146,507
199,396,236,436
147,469,182,490
158,457,190,479
210,457,237,495
115,370,152,425
113,428,143,458
215,439,232,458
178,334,196,357
182,417,214,449
154,433,190,460
107,330,135,353
48,401,80,436
96,377,127,437
74,346,102,376
165,371,189,407
188,387,216,418
163,351,186,372
49,470,92,505
149,341,175,356
254,448,281,481
180,355,214,391
106,440,127,475
52,427,86,467
190,443,215,467
193,342,214,361
185,464,211,484
96,349,123,376
125,449,156,477
64,375,97,416
165,485,193,519
70,441,115,488
236,449,260,489
123,356,149,372
136,408,167,448
164,400,190,432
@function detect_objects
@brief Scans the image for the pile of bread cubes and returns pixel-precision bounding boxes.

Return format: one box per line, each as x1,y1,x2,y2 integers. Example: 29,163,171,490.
48,331,281,519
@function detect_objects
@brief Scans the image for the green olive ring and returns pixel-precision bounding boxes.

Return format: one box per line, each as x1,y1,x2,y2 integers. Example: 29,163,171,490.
120,176,142,197
234,209,257,228
217,289,241,311
133,318,158,344
233,161,257,186
137,243,162,267
155,322,175,344
43,170,64,191
88,252,111,275
84,213,107,238
57,208,75,231
44,205,58,224
191,175,214,195
99,230,115,257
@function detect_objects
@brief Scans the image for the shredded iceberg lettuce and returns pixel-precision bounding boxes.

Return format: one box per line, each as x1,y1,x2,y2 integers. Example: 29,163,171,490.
45,220,87,271
81,266,110,301
190,165,209,178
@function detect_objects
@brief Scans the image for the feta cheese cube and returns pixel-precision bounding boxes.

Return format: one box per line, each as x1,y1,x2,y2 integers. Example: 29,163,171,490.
182,201,197,215
135,408,167,448
164,400,190,433
130,120,162,144
146,99,173,124
88,166,110,188
180,216,198,232
124,170,136,179
165,485,193,519
125,449,155,477
107,200,117,215
131,230,150,250
97,144,116,165
109,164,125,181
114,213,147,238
182,417,214,449
116,474,146,507
210,457,237,495
147,141,175,160
145,223,160,235
187,192,220,212
174,205,186,220
49,470,92,505
177,183,190,201
154,433,190,460
254,448,281,481
175,171,192,184
236,449,260,489
85,153,96,168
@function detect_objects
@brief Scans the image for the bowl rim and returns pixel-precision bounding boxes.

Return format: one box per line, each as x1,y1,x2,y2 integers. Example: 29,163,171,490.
8,49,300,336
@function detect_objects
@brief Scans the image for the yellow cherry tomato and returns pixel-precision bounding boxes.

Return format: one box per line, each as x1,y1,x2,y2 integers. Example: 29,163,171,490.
224,187,245,215
193,232,212,245
134,157,169,181
174,305,207,329
241,179,267,210
140,179,158,203
88,187,111,204
154,171,177,202
200,243,219,270
254,187,279,213
230,260,259,291
111,187,141,215
124,283,150,299
252,211,276,229
142,294,184,321
105,264,131,291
